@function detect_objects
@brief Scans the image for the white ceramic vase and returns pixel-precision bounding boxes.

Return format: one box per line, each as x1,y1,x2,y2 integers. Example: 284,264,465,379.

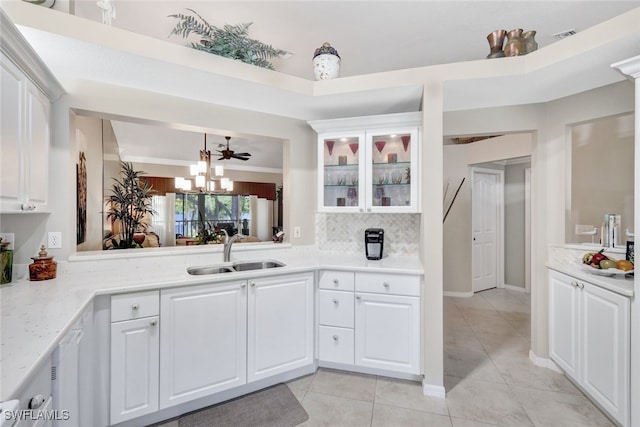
312,42,340,80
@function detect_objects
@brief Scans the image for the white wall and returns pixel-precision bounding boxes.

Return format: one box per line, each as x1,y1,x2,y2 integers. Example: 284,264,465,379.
569,113,634,244
504,161,531,288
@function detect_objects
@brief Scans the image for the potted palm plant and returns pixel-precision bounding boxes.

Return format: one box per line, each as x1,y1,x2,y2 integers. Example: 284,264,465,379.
105,162,155,249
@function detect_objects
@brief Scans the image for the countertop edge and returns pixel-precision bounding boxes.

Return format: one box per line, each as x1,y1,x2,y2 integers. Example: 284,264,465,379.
546,262,634,297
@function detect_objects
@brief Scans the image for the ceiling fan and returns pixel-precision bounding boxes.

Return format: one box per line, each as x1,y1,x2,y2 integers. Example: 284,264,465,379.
217,136,252,161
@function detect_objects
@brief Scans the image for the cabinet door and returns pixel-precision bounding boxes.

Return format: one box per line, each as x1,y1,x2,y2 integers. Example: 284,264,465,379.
25,80,50,209
0,53,24,210
159,281,247,409
365,127,419,213
581,282,630,426
110,316,159,424
248,273,314,382
548,271,580,380
318,132,366,212
355,292,420,374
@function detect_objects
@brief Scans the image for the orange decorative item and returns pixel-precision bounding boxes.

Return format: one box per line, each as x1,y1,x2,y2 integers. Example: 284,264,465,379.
29,245,57,281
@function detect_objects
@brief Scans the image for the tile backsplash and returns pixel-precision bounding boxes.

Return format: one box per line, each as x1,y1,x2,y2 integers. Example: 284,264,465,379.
315,213,420,256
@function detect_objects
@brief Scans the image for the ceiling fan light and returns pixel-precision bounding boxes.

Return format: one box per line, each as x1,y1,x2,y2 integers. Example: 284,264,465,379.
207,181,216,192
214,164,224,176
227,180,234,192
174,177,184,188
195,175,205,188
190,164,198,176
182,179,192,191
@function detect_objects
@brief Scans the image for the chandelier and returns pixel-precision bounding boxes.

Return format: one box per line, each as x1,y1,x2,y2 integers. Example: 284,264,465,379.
174,134,233,192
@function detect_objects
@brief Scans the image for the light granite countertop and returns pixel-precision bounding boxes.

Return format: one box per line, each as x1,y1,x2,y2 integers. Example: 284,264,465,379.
0,244,423,401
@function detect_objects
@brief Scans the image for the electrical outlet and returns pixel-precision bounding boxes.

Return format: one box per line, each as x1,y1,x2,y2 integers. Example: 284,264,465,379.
47,232,62,249
0,233,15,250
293,226,301,238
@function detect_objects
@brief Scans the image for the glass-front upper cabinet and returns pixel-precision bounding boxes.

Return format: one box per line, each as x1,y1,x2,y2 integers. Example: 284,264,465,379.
318,132,366,212
365,128,419,213
311,112,421,213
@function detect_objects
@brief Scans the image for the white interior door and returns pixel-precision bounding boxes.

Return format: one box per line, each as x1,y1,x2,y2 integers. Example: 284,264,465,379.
472,168,503,293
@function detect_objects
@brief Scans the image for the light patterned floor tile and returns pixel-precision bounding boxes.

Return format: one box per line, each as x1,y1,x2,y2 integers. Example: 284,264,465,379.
372,403,453,427
309,368,377,402
375,377,450,416
444,350,504,383
300,391,373,427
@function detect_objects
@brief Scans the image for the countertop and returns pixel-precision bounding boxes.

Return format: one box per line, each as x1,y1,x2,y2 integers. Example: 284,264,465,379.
0,245,423,401
546,261,634,297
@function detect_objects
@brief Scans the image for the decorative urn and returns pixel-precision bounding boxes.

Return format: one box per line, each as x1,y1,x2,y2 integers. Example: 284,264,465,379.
313,42,341,80
29,245,57,281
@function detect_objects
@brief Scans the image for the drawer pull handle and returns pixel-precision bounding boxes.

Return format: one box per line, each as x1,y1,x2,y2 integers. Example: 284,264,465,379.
150,320,157,326
333,279,339,285
241,284,246,288
131,304,140,310
250,282,256,287
332,335,339,341
577,282,584,289
356,296,361,301
332,298,339,305
383,282,390,288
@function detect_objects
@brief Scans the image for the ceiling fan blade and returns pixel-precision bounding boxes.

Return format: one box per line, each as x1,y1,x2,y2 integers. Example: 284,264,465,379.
217,156,226,160
231,154,250,161
233,153,252,157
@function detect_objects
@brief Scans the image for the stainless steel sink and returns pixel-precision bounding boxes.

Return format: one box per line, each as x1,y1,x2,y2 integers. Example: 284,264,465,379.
187,260,285,275
232,260,285,271
187,266,235,275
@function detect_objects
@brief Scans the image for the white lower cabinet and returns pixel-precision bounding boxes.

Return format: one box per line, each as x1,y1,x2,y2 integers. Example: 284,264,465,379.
548,270,630,426
247,273,314,382
354,292,420,374
318,270,421,377
159,281,247,409
110,314,160,424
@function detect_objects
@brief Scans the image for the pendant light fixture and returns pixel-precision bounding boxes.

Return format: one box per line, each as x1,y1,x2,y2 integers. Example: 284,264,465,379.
174,134,233,193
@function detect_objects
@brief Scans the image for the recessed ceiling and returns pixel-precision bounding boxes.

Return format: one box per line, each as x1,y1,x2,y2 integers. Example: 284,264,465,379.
71,0,640,79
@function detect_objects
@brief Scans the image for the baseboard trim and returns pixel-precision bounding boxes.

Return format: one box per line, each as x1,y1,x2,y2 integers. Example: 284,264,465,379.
422,381,446,398
443,291,473,298
529,350,563,373
503,284,526,293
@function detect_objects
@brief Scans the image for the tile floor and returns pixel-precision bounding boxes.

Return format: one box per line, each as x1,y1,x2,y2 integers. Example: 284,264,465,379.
287,288,615,427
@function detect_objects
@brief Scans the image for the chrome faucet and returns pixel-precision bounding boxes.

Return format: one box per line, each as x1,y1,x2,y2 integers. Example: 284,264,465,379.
221,229,243,262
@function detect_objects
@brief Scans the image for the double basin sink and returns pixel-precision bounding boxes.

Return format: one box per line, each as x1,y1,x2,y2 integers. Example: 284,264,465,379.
187,260,285,275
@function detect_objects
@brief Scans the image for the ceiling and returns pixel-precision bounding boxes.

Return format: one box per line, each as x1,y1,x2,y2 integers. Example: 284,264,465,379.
71,0,640,80
9,1,640,171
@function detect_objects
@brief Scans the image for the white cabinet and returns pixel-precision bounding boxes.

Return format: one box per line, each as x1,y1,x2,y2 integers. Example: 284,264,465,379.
247,273,314,382
159,281,247,409
309,112,421,213
355,273,421,375
317,270,421,377
110,291,160,424
548,270,630,426
0,52,51,213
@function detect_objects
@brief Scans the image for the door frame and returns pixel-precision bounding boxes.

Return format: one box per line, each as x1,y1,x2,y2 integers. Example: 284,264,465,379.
471,166,505,292
525,167,531,293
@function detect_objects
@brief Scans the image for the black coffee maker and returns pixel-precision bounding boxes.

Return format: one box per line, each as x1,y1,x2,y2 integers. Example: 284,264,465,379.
365,228,384,260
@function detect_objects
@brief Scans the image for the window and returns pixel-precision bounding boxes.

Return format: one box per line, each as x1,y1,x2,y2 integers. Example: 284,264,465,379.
175,193,250,238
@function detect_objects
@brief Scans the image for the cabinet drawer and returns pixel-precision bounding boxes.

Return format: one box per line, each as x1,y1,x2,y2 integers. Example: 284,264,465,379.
318,290,354,328
111,290,159,322
355,273,420,296
318,270,355,291
319,326,354,365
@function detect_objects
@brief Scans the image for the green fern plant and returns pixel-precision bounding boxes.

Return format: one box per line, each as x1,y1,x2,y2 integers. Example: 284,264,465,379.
168,9,288,70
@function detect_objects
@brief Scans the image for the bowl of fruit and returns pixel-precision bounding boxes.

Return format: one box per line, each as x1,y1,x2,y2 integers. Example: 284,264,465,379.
579,249,634,276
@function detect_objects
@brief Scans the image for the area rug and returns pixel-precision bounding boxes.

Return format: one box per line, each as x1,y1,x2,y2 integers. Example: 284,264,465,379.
178,384,308,427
